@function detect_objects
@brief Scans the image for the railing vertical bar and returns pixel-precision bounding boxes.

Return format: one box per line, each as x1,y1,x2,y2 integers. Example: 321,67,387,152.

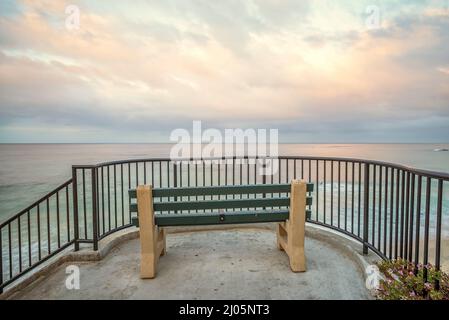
101,166,105,235
358,162,361,237
128,163,132,188
56,191,60,248
308,160,311,183
179,161,183,187
72,167,79,251
37,203,42,257
345,161,348,231
107,166,111,232
279,159,282,186
400,170,406,258
331,160,334,226
383,166,389,255
372,165,376,245
174,163,178,213
18,216,22,272
8,224,12,278
351,162,355,234
408,174,415,262
246,159,250,185
414,175,422,272
136,162,139,186
316,160,319,221
195,162,198,212
121,163,124,225
434,179,443,290
66,186,70,242
323,160,327,224
46,198,50,254
294,159,297,179
239,161,243,201
187,162,191,210
203,160,206,212
363,163,369,254
27,210,31,266
338,161,341,228
82,169,87,239
377,166,382,250
96,168,100,235
128,163,132,220
167,161,170,188
301,159,304,179
0,227,3,293
212,160,215,187
159,161,162,188
404,171,410,260
91,168,98,251
252,159,256,199
389,167,394,259
423,177,431,282
394,170,400,259
151,161,155,187
114,165,117,228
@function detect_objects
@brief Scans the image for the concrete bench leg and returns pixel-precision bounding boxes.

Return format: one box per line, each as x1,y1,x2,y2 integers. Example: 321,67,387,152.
137,185,166,279
276,179,307,272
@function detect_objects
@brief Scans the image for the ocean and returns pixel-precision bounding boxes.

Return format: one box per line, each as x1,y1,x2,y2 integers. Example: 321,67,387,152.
1,143,449,223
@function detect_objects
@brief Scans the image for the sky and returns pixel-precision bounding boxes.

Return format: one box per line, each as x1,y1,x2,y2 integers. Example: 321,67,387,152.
0,0,448,143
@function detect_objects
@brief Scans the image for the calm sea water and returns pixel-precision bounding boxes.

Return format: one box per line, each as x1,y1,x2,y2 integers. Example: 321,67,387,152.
0,143,448,223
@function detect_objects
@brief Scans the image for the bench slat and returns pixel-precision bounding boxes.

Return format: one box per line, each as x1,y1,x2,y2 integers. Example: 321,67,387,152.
157,210,290,226
130,196,312,212
128,183,314,199
131,209,312,227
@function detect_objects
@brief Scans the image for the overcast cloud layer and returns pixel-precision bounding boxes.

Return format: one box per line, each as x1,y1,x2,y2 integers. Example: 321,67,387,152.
0,0,448,142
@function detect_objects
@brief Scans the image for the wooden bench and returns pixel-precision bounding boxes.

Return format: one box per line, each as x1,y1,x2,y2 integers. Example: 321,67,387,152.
129,179,313,278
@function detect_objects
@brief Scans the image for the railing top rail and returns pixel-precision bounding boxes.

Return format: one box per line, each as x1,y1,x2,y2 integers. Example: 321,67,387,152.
73,156,449,180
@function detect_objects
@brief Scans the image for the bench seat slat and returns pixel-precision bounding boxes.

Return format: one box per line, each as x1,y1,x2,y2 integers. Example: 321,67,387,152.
131,209,312,227
128,183,313,199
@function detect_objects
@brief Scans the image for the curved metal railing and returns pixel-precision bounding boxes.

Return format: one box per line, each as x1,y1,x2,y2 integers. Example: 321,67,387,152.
1,156,448,292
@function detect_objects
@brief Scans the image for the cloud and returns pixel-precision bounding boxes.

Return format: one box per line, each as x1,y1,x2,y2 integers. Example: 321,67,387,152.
0,0,448,142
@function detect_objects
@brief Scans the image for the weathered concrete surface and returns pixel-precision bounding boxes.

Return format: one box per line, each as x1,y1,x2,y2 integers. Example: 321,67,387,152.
11,227,372,300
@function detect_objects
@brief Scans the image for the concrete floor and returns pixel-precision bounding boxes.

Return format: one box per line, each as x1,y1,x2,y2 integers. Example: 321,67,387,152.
12,228,372,299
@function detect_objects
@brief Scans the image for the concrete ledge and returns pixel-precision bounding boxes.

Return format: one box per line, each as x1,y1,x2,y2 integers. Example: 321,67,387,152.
2,223,378,300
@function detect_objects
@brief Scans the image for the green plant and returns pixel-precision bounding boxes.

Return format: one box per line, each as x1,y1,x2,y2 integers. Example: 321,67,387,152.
376,259,449,300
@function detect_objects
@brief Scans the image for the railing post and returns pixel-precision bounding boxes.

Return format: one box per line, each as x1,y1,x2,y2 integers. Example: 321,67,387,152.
91,167,99,251
72,167,80,251
363,163,370,255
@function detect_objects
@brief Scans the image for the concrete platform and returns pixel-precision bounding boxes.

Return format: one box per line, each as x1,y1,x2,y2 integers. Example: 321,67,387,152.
8,226,373,299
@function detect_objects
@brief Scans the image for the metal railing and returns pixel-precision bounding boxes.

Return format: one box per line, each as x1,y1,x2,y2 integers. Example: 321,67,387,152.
1,156,448,292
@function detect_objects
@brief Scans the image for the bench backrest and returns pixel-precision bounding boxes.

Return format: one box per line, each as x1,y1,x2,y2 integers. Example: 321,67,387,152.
129,183,313,226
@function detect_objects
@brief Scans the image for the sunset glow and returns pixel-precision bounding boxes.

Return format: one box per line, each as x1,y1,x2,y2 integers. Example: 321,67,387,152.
0,0,448,142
